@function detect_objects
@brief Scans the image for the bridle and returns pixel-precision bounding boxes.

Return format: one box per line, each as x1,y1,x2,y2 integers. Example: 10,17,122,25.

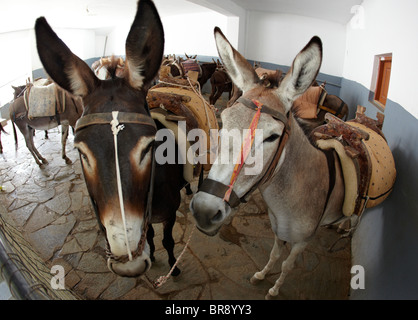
198,96,292,208
75,110,157,262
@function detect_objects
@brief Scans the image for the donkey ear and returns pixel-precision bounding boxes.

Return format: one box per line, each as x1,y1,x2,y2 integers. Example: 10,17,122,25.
125,0,164,90
277,36,322,111
35,17,99,97
214,27,259,93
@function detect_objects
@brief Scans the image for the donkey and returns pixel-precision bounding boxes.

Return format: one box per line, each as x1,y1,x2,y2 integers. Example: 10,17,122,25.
190,28,347,299
209,68,232,105
198,62,217,89
12,84,51,140
9,83,83,167
35,0,186,277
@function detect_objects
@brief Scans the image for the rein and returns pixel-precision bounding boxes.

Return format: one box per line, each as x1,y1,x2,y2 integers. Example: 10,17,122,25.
110,111,132,260
199,97,291,207
75,111,157,261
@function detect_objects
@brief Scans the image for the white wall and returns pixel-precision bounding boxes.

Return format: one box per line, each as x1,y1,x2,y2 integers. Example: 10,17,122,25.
187,0,247,53
245,11,346,77
102,12,228,58
31,28,97,70
343,0,418,119
0,30,32,106
0,27,103,110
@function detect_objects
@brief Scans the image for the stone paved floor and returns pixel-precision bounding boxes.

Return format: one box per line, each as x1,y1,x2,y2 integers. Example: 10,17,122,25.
0,97,351,300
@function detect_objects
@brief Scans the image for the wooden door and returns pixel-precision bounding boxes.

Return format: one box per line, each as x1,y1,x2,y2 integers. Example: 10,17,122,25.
375,57,392,106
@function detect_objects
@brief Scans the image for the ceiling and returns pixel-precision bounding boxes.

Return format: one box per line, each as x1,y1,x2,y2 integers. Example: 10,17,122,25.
0,0,362,34
231,0,363,24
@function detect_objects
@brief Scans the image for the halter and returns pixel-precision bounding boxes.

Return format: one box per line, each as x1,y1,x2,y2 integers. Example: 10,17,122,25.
198,96,291,207
75,111,157,261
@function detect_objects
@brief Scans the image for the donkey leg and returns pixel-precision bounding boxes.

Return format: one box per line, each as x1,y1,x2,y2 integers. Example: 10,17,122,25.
211,88,223,106
184,183,193,195
146,224,156,262
162,214,180,276
266,241,308,300
61,124,72,164
209,85,217,105
250,236,283,284
25,126,48,167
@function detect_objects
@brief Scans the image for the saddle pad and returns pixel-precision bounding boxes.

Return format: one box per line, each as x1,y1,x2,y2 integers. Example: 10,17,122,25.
27,84,56,119
293,86,323,119
181,60,201,75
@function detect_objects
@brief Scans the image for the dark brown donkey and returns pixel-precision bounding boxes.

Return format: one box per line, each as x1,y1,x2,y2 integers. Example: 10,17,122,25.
35,0,185,277
209,67,232,105
9,83,83,167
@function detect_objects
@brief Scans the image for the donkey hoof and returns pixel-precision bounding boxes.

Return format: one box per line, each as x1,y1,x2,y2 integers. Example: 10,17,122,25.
42,159,49,164
171,267,181,277
268,288,279,298
265,293,278,300
64,157,72,164
39,163,46,169
250,275,263,285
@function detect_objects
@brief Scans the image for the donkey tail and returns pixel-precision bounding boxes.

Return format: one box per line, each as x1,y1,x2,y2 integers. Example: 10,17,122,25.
11,118,18,150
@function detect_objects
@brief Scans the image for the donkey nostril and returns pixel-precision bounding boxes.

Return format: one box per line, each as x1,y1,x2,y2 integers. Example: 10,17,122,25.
212,210,223,223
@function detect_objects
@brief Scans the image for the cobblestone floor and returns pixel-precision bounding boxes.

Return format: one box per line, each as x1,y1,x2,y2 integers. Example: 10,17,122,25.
0,97,351,300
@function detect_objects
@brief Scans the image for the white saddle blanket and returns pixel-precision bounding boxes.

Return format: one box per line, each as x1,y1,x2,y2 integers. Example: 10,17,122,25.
26,84,57,119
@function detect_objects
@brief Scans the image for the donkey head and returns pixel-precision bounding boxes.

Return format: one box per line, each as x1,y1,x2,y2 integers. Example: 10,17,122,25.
35,0,164,277
191,27,322,236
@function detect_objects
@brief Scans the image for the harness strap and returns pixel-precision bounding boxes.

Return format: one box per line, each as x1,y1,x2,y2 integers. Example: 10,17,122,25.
199,178,241,207
75,112,156,132
313,150,336,234
236,97,288,123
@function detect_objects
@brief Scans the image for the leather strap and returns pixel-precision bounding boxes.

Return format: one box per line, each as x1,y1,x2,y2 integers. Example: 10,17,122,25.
236,97,288,124
199,178,241,208
75,112,157,133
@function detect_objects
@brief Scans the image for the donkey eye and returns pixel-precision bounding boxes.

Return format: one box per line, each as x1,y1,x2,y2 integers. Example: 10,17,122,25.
79,152,90,166
140,141,154,162
264,134,280,143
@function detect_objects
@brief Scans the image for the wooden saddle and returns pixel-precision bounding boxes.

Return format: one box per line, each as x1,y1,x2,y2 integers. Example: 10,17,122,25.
146,77,219,182
311,106,396,216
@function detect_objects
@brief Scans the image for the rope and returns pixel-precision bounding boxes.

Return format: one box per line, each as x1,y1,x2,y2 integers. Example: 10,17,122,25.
223,100,262,203
157,77,215,159
186,76,213,131
151,224,196,289
110,111,132,261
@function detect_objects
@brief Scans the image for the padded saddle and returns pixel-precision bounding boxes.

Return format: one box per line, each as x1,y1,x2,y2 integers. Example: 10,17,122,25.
311,108,396,216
